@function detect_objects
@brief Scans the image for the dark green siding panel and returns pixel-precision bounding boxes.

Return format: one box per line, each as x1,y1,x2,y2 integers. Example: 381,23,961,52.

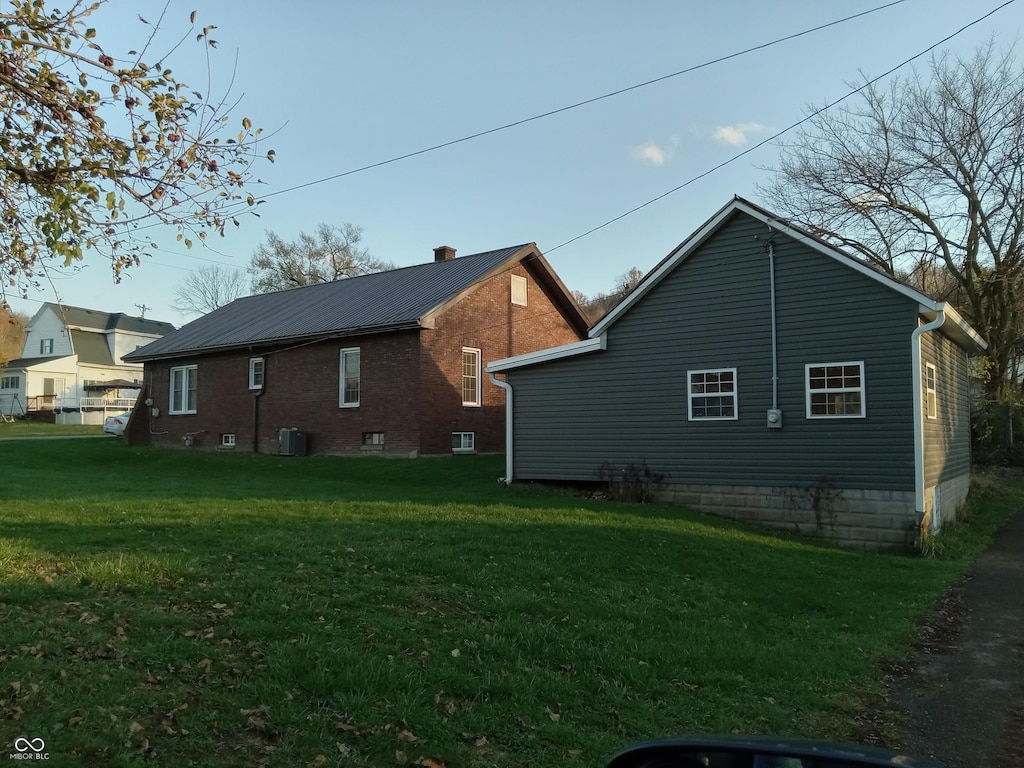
921,331,972,486
509,211,921,490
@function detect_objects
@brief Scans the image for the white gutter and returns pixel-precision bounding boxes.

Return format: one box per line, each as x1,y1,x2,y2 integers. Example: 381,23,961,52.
912,309,944,522
489,372,514,485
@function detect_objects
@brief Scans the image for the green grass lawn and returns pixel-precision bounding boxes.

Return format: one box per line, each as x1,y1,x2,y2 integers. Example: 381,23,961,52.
0,420,104,438
0,440,1020,767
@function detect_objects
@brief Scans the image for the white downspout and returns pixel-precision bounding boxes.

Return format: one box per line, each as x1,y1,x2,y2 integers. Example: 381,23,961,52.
489,372,514,485
912,309,944,522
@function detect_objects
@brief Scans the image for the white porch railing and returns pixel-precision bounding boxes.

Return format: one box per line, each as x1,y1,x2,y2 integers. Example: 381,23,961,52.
79,397,137,410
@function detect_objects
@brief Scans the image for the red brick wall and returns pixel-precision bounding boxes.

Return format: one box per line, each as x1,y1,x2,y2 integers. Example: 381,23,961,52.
128,259,584,456
418,262,584,454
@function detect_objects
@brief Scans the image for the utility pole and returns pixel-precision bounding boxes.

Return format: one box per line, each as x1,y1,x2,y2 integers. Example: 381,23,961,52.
134,303,151,319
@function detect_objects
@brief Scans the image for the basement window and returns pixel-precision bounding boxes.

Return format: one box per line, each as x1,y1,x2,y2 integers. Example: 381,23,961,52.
362,432,384,452
221,433,236,447
452,432,475,453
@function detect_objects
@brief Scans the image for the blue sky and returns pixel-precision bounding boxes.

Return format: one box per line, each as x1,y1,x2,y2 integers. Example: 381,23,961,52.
7,0,1022,324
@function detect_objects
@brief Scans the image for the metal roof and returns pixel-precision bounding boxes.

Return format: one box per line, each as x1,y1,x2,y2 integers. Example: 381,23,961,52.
125,245,534,361
44,303,175,335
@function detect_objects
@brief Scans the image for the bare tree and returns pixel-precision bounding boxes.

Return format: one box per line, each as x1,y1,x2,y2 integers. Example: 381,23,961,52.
249,223,394,294
760,42,1024,397
579,266,646,321
172,265,248,317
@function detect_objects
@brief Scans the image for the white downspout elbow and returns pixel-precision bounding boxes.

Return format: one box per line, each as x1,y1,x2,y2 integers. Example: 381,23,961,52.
489,372,513,485
912,310,944,522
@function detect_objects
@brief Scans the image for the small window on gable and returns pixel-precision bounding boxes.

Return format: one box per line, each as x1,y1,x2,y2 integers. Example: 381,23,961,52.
688,368,737,420
511,274,528,306
249,357,265,390
40,338,54,354
806,362,865,418
925,362,937,420
462,348,481,406
452,432,475,453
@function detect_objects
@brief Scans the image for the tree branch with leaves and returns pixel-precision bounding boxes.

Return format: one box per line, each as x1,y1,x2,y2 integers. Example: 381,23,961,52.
0,0,274,301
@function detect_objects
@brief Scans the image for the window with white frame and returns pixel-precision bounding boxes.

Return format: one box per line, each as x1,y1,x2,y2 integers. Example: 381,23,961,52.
806,362,865,418
169,365,198,414
39,338,53,354
462,348,481,406
925,362,937,420
511,274,528,306
452,432,475,453
221,433,236,447
339,348,360,407
0,375,19,389
249,357,265,390
687,368,737,420
362,432,384,447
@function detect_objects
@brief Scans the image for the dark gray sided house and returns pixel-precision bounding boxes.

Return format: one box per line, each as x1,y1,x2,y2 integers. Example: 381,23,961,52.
486,197,986,550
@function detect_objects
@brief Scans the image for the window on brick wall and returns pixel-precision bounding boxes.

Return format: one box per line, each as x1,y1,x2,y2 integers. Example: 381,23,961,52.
169,365,198,414
249,357,264,390
452,431,475,453
339,348,360,407
462,348,481,406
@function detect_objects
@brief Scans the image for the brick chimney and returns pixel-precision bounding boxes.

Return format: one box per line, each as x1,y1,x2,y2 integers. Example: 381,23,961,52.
434,245,456,262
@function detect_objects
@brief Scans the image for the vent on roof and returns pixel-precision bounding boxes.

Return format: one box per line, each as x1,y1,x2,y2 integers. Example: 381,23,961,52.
434,245,456,262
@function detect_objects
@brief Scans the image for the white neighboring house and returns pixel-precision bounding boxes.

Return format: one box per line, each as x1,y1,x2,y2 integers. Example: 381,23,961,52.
0,304,175,424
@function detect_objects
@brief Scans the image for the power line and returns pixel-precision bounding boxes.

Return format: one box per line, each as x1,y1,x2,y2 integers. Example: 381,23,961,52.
257,0,909,200
546,0,1016,254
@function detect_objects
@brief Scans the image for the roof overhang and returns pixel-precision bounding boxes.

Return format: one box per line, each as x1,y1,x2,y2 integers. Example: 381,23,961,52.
125,320,425,363
486,334,606,373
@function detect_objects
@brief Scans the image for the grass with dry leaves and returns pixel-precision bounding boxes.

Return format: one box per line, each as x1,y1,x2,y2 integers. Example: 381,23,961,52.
0,440,1019,767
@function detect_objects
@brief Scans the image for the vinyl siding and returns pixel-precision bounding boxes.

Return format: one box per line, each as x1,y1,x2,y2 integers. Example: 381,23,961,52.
921,330,972,486
509,211,921,490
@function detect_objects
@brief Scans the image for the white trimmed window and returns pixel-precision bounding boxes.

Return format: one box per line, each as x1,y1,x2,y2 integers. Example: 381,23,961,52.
806,362,865,418
925,362,937,420
362,432,384,446
339,348,360,407
169,365,198,415
511,274,528,306
452,431,475,453
462,347,481,406
688,368,737,420
221,433,236,447
249,357,265,390
40,338,53,354
0,375,19,389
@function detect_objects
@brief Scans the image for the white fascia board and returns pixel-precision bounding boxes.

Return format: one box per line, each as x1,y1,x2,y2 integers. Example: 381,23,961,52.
486,335,606,373
920,303,988,353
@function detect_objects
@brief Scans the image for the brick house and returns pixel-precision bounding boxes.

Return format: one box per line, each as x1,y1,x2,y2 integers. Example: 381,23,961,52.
124,244,588,455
